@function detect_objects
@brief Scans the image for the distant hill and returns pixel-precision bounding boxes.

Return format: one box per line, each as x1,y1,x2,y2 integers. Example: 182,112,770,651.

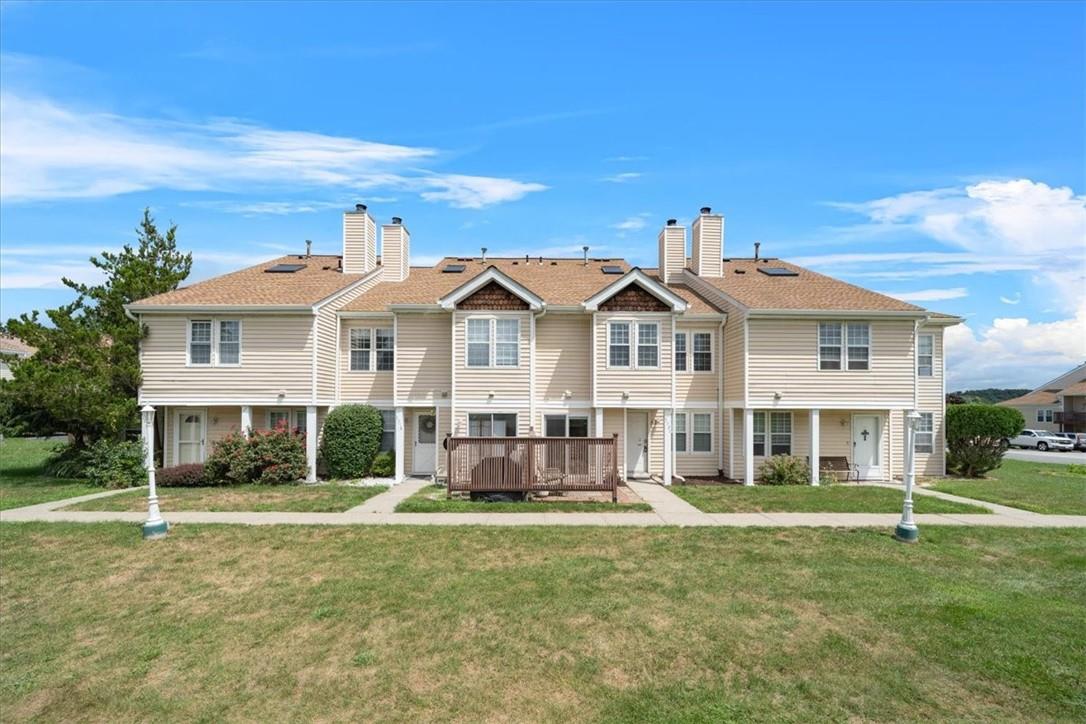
947,388,1031,405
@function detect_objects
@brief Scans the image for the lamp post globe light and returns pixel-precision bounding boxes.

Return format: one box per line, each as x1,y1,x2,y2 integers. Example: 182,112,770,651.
894,409,921,543
140,405,168,540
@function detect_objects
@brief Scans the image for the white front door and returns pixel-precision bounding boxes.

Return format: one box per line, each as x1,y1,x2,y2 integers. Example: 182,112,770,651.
852,414,881,479
413,412,436,474
626,412,649,477
176,410,206,464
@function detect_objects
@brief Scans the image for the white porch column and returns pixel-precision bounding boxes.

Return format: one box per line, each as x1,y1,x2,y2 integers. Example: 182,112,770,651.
394,406,406,483
595,408,604,437
662,408,673,486
305,405,318,482
809,408,821,486
743,408,755,486
240,405,252,438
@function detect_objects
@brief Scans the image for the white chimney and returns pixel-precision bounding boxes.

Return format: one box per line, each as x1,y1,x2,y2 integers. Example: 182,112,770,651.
343,204,377,274
658,218,686,283
691,206,724,277
381,216,410,282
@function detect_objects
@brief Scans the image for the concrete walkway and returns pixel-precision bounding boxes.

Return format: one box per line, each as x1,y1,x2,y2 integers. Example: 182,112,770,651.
3,480,1085,529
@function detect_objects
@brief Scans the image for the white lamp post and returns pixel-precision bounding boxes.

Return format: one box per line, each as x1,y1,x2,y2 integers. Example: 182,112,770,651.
894,409,921,543
140,404,168,540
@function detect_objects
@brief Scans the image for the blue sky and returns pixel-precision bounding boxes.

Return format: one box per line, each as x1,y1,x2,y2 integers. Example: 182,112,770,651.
1,1,1083,389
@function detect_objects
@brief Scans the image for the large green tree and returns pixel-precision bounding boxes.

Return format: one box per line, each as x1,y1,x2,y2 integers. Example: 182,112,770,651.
2,209,192,445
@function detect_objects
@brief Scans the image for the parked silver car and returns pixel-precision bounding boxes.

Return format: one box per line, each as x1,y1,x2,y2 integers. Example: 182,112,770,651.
1009,429,1075,452
1053,432,1086,451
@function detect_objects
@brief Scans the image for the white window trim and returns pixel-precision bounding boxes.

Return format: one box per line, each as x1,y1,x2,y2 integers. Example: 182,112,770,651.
690,330,713,373
266,408,308,433
1036,409,1054,423
817,321,871,372
674,410,714,455
917,333,934,377
752,410,793,457
186,318,242,367
347,326,394,373
543,413,590,437
467,411,519,436
674,331,687,372
607,319,660,370
464,315,521,369
915,412,934,453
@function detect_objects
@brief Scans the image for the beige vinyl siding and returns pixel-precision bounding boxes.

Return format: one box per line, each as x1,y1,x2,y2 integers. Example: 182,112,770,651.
674,323,719,402
339,321,394,404
602,408,626,478
674,410,720,477
747,318,915,408
889,327,946,477
593,313,673,407
395,313,451,404
453,311,531,407
1003,404,1059,433
315,272,383,401
722,312,746,404
141,314,313,404
648,409,664,476
536,314,591,403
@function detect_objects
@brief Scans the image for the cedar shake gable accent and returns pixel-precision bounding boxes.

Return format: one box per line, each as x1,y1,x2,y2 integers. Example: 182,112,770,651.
598,283,670,312
457,280,531,310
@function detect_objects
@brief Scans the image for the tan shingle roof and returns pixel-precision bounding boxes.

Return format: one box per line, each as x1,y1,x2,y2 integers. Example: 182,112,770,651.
1058,380,1086,396
0,335,36,357
130,256,366,308
1000,390,1061,407
342,258,725,313
701,259,924,312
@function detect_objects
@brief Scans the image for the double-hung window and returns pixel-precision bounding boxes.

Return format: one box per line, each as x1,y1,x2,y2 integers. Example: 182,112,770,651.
637,323,659,368
268,410,291,431
609,322,631,367
189,320,212,365
375,328,395,371
466,318,519,368
189,319,241,366
674,413,687,452
495,319,519,367
692,413,712,452
674,333,687,371
1037,409,1053,423
917,334,934,377
915,412,934,453
752,411,792,456
692,333,712,371
350,329,371,371
378,409,395,451
819,322,870,371
349,327,394,371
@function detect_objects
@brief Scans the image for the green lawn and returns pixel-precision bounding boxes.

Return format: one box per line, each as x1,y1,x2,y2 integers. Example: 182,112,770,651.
395,484,653,513
0,438,101,511
0,523,1082,721
931,459,1086,515
670,483,990,514
65,483,388,513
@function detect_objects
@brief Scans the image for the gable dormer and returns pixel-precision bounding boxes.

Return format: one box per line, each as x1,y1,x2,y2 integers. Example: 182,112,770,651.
583,268,688,313
438,266,544,311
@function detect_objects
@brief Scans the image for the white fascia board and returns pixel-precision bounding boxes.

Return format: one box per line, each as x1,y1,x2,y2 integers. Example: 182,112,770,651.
387,304,444,312
337,311,396,319
583,268,689,312
747,309,929,319
126,304,314,314
438,266,544,311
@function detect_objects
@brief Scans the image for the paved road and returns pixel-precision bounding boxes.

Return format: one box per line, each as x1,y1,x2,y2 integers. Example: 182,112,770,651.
1005,448,1086,465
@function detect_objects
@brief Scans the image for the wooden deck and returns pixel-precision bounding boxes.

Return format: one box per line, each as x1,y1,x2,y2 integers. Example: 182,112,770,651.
445,434,620,502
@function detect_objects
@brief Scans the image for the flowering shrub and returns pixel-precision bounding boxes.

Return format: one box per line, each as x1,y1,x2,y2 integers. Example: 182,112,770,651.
205,424,307,485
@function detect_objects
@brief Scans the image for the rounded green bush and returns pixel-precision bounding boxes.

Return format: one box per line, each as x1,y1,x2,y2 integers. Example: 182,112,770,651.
320,404,384,479
370,450,395,478
946,404,1024,478
758,454,810,485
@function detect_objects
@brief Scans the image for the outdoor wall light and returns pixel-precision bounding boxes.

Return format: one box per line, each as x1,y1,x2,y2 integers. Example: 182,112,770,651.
621,391,630,400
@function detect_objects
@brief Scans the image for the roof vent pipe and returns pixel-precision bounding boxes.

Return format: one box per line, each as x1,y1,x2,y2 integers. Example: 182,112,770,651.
754,241,761,260
481,247,487,263
582,245,589,265
305,240,312,258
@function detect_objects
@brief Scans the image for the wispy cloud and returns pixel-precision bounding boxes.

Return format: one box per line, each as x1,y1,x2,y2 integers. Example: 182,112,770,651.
610,212,652,233
999,292,1021,305
876,287,968,302
0,89,547,209
600,172,642,184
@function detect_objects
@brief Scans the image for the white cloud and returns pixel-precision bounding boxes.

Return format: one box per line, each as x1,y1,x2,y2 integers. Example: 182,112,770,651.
0,91,547,208
876,287,968,302
1000,292,1021,305
610,213,652,233
601,172,642,183
945,304,1086,388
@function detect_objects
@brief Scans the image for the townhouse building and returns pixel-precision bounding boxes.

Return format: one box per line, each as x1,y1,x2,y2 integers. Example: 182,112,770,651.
128,204,959,486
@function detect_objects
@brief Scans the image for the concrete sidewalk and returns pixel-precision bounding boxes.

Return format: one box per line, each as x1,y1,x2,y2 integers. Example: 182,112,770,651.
3,479,1085,529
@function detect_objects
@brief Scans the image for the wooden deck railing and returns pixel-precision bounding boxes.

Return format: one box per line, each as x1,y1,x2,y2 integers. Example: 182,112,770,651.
445,434,620,502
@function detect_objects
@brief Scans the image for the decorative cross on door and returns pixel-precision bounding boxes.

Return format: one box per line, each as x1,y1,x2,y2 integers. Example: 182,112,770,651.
861,429,870,441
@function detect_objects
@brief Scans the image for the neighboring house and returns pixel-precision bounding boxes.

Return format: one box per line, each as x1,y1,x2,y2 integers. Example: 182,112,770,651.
126,204,960,484
0,335,36,381
999,363,1086,433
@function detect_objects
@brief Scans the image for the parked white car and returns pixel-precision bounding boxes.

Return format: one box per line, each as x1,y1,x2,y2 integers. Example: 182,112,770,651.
1009,429,1075,452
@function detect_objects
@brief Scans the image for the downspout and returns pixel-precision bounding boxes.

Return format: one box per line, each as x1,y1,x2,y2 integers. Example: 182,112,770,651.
718,316,726,475
530,306,546,434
